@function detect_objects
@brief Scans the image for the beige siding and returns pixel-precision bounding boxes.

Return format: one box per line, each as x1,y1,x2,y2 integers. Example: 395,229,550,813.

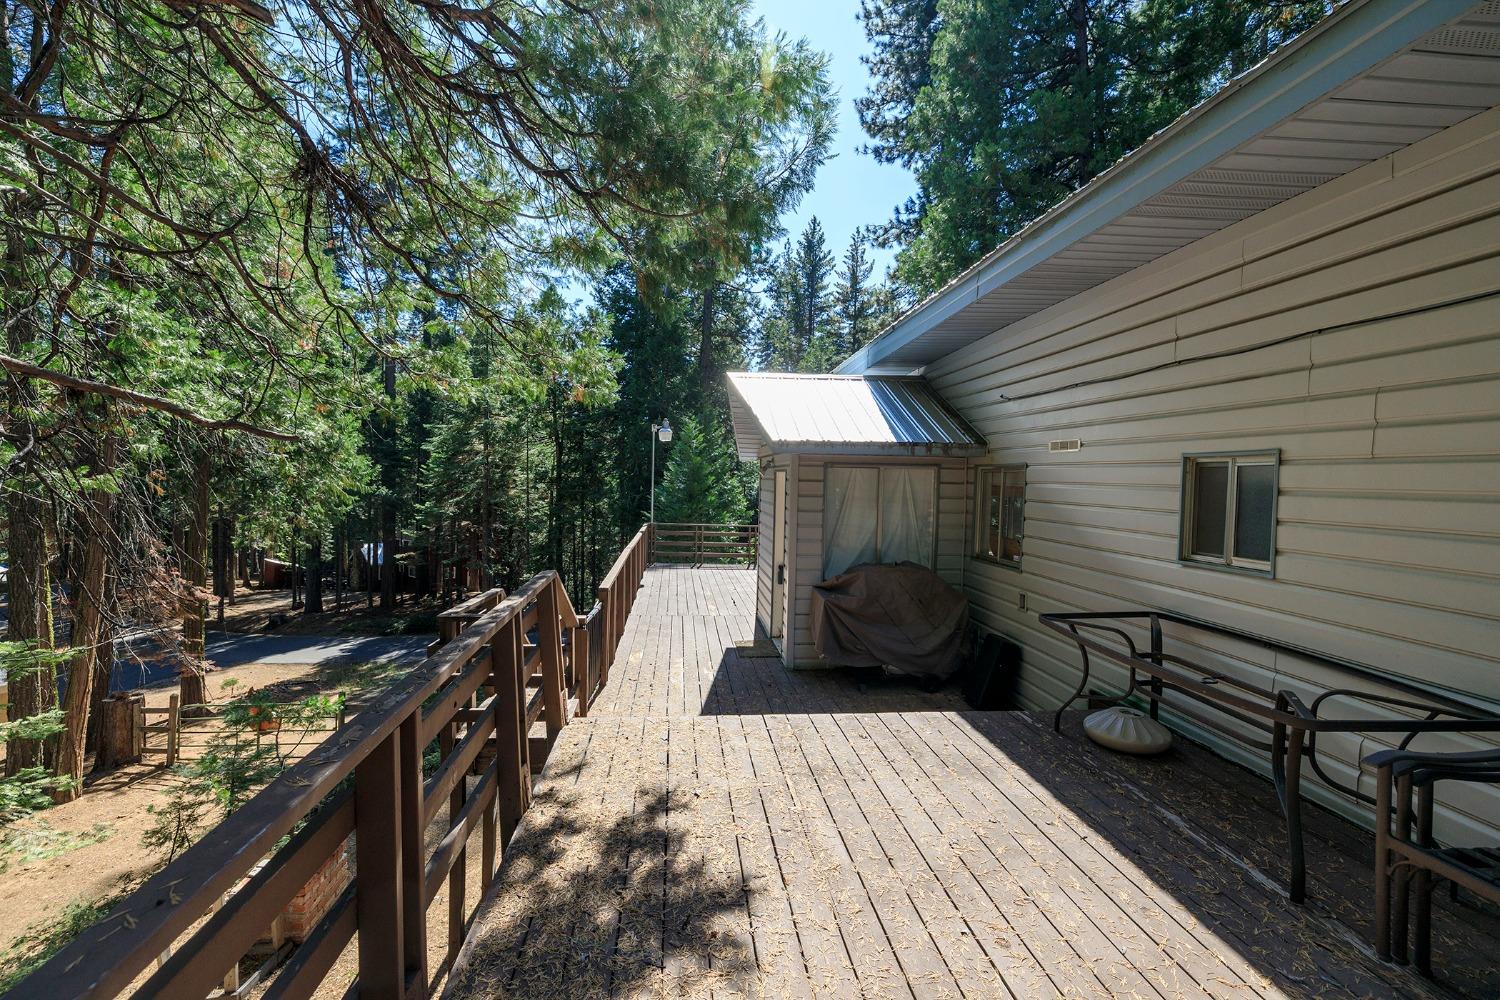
786,455,969,667
926,105,1500,843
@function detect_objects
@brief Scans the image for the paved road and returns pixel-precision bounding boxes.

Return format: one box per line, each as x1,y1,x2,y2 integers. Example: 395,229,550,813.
106,631,432,691
204,632,430,668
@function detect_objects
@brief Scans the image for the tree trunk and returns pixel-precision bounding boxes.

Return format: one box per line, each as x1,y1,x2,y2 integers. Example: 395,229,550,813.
481,418,493,589
3,226,57,776
179,450,211,716
380,347,398,611
96,693,144,772
334,527,344,612
380,508,397,611
548,393,564,570
305,535,324,614
54,427,118,801
291,541,301,610
85,602,113,763
3,484,55,775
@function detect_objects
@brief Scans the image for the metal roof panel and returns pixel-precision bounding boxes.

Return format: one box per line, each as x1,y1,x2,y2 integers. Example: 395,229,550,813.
724,373,987,461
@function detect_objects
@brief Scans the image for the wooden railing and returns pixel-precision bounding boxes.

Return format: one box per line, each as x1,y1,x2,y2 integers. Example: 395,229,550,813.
14,528,656,1000
588,523,652,695
650,522,756,567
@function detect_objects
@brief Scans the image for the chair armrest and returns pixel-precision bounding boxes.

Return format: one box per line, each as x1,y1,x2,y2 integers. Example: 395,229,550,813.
1363,746,1500,783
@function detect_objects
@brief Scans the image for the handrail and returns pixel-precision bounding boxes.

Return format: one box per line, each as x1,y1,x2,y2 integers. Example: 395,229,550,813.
649,522,756,567
15,528,656,1000
587,524,653,707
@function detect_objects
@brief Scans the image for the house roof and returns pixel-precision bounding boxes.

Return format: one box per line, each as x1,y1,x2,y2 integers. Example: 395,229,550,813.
838,0,1500,374
724,372,986,461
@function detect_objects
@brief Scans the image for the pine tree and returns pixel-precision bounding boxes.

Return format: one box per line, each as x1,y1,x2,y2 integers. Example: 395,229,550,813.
857,0,943,170
794,219,836,354
857,0,943,249
864,0,1333,296
834,235,885,357
758,219,839,372
653,416,752,526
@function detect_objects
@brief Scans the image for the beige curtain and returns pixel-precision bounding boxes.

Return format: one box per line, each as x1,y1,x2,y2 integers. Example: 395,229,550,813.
823,467,878,577
878,467,935,567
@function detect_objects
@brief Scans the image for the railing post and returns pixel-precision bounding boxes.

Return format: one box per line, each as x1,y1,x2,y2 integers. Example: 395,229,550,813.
596,585,612,678
439,706,466,969
537,578,567,741
493,619,526,846
166,694,180,767
398,713,428,989
571,625,590,717
354,729,405,998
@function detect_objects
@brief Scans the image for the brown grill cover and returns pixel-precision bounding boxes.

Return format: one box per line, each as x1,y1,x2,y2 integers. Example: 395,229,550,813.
810,563,969,679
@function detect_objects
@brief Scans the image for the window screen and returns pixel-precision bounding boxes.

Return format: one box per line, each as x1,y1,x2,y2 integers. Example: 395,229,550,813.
1181,452,1278,573
1189,462,1229,558
1233,463,1276,562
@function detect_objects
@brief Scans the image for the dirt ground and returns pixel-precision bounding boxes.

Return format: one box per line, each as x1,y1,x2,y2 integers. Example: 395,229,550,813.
0,652,416,983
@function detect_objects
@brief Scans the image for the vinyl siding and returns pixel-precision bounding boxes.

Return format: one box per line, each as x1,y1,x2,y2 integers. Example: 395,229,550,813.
925,104,1500,844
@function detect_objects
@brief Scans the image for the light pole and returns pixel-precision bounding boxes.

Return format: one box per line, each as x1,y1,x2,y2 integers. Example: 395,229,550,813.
650,418,672,522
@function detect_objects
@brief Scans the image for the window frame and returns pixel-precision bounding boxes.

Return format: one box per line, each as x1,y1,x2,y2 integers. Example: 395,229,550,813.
821,463,939,576
973,464,1026,571
1178,449,1279,577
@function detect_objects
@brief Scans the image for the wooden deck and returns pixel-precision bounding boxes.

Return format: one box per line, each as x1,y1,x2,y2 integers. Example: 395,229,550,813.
447,565,1500,999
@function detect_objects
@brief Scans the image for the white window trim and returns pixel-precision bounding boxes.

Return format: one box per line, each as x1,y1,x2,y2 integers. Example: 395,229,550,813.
1179,450,1279,577
974,464,1025,570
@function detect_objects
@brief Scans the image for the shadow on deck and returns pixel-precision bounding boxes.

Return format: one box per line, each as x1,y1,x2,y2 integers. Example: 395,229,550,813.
447,566,1500,999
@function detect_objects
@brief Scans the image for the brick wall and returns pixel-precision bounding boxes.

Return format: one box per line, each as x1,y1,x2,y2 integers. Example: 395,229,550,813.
280,835,353,943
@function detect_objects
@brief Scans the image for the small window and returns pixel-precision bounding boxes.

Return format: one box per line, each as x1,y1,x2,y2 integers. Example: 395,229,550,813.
975,466,1025,568
1181,452,1278,573
823,466,937,577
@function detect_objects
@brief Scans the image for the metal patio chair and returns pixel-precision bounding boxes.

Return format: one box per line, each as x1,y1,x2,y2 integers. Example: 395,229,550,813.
1368,746,1500,978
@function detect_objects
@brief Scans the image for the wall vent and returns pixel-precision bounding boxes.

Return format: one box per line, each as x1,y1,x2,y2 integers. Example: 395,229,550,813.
1049,439,1082,453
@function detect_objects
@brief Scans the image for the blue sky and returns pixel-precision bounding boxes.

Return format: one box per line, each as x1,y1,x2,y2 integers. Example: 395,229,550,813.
751,0,914,279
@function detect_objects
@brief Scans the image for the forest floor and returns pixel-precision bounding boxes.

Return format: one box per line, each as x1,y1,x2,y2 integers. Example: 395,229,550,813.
0,632,431,989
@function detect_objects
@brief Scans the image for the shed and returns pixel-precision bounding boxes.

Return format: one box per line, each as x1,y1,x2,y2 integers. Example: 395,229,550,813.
725,372,986,667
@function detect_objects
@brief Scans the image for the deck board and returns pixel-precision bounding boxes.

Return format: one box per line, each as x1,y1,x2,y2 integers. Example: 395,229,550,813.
448,566,1500,999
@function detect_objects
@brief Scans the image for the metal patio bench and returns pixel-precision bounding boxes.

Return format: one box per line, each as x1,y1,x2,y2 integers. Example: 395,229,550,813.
1369,745,1500,978
1039,609,1500,903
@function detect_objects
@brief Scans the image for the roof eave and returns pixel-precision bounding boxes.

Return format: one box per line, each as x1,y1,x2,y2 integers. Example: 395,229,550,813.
838,0,1477,374
769,442,989,458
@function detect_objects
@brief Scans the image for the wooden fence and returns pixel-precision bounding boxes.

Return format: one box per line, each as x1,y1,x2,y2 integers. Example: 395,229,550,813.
14,526,654,1000
649,522,756,567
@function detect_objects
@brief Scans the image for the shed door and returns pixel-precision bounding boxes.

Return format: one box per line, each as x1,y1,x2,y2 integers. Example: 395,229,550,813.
770,468,788,640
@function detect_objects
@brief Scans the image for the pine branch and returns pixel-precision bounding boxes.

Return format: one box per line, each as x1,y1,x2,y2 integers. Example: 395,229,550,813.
0,354,301,441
